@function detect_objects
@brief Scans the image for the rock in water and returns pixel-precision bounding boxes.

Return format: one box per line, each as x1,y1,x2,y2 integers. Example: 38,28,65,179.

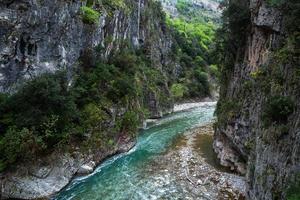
78,161,96,175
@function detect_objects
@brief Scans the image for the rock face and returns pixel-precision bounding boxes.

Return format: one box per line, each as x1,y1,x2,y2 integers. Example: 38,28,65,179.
0,0,176,116
214,0,300,199
0,138,135,199
0,0,179,199
160,0,220,18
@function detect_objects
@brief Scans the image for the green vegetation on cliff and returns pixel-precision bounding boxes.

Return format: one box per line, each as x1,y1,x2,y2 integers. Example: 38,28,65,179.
287,177,300,200
165,0,220,100
0,0,176,172
213,0,250,126
176,0,221,24
214,0,300,198
0,48,171,171
0,0,222,173
81,6,100,24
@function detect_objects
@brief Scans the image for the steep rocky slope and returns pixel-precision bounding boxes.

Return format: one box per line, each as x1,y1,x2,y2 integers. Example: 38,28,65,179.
214,0,300,199
0,0,177,116
159,0,221,102
0,0,180,199
160,0,220,18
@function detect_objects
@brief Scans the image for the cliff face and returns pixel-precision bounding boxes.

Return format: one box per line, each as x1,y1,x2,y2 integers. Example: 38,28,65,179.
0,0,177,117
0,0,179,199
214,0,300,199
160,0,220,16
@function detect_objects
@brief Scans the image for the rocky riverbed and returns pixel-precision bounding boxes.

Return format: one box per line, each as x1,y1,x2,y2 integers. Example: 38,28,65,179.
144,124,246,200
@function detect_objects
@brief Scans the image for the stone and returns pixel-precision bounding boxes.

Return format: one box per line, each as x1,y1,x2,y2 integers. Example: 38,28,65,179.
78,164,93,174
77,161,96,175
253,2,281,32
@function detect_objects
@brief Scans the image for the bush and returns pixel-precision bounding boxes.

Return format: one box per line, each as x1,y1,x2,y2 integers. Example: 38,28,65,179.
287,174,300,200
263,95,295,125
120,111,139,135
81,103,108,129
171,83,186,99
266,0,284,6
209,64,220,78
101,0,127,10
167,9,216,98
195,70,210,95
80,6,100,24
0,72,78,170
0,46,171,171
0,127,44,167
215,99,240,126
110,51,138,73
2,72,77,132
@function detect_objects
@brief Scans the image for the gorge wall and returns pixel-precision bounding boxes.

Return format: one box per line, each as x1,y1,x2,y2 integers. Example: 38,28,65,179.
214,0,300,199
0,0,180,199
0,0,178,116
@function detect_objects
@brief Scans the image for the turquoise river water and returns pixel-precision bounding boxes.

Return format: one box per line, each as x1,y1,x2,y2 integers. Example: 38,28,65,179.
54,103,216,200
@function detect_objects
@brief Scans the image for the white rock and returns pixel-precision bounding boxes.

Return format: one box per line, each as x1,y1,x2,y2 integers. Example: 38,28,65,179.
196,179,203,185
77,161,96,174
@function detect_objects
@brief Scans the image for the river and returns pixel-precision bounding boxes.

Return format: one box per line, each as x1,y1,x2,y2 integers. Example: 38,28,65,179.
54,102,245,200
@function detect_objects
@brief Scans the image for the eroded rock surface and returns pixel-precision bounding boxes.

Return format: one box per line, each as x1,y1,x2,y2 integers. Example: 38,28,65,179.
0,138,135,199
0,0,176,116
214,1,300,199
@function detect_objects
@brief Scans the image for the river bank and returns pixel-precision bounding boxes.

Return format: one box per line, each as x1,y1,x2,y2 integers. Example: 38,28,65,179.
1,102,245,200
0,102,215,199
144,124,246,199
0,136,135,199
54,102,217,199
54,103,246,200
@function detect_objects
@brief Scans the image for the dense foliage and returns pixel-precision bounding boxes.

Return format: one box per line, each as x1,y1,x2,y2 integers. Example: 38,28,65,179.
0,0,222,172
0,48,169,171
287,179,300,200
166,0,220,100
176,0,221,24
81,6,100,24
81,0,129,25
263,95,295,126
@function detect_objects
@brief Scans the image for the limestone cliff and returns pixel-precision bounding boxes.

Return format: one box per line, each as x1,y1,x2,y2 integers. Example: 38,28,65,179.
0,0,178,117
214,0,300,199
0,0,179,199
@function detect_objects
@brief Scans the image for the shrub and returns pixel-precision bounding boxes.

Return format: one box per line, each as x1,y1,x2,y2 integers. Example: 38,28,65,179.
0,127,44,170
110,51,138,73
209,64,219,78
75,63,119,99
266,0,284,6
195,70,210,94
287,190,300,200
101,0,126,10
263,95,295,126
0,44,175,171
120,111,139,135
166,8,217,99
287,174,300,200
171,83,186,99
3,72,77,132
81,103,107,129
0,72,78,170
215,99,240,126
80,6,100,24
